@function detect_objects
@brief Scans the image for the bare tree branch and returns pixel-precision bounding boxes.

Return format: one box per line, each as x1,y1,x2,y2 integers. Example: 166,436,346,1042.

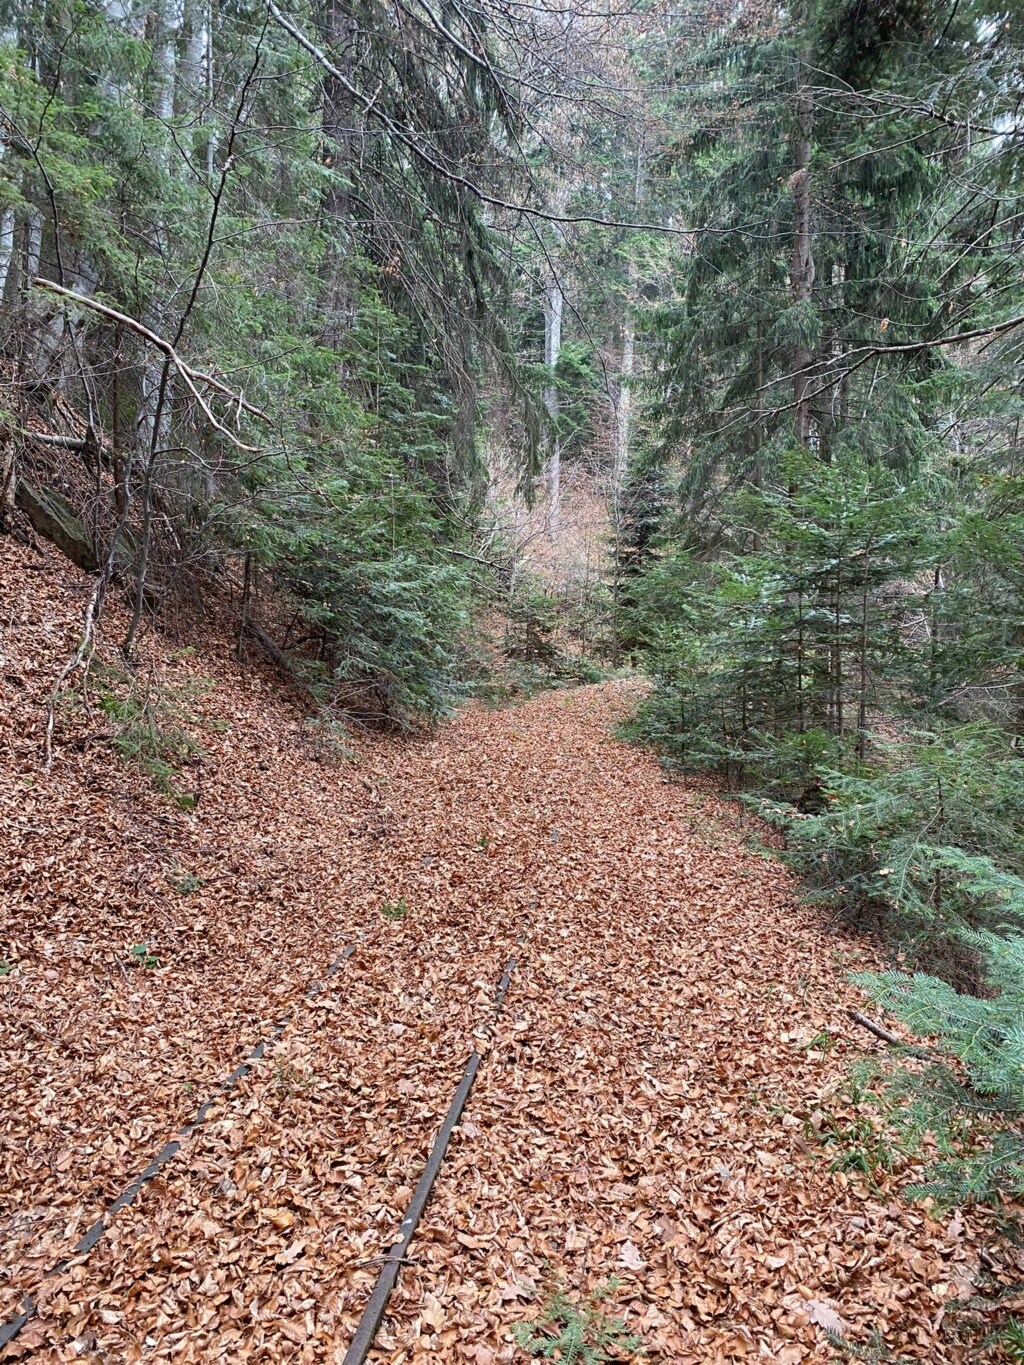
31,279,271,445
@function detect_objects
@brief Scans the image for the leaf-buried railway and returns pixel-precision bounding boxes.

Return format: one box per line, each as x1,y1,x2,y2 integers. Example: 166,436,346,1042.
0,941,519,1360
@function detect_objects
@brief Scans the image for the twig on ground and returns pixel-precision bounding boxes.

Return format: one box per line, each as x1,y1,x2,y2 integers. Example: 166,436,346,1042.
848,1009,933,1059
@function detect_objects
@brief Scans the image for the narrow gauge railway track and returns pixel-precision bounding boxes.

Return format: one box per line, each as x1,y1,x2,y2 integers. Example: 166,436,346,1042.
0,941,359,1352
0,939,520,1359
343,952,517,1365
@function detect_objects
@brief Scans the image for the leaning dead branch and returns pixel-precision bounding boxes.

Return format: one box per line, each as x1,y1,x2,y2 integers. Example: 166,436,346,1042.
31,279,272,450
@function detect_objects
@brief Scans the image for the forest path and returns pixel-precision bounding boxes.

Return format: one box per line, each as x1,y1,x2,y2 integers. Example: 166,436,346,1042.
2,667,981,1363
340,683,968,1365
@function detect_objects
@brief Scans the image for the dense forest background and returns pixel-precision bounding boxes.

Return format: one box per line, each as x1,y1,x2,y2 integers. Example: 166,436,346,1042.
5,0,1024,1332
0,0,678,719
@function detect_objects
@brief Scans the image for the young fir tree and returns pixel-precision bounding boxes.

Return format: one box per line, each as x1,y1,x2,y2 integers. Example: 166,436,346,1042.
626,451,934,789
627,0,1024,1223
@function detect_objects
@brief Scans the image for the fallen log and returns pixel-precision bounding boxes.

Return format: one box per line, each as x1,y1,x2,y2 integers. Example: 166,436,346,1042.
242,618,307,679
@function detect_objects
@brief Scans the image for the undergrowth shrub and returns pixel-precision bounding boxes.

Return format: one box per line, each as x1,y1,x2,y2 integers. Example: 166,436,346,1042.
467,574,612,707
762,726,1024,955
759,733,1024,1206
169,870,203,895
855,935,1024,1206
300,716,358,766
93,664,209,808
128,942,160,969
378,896,410,921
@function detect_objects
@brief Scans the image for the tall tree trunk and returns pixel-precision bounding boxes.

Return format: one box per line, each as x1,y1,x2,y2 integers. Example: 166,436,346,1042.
149,0,180,128
614,318,635,493
543,269,564,534
111,346,128,522
182,0,205,105
0,13,15,304
609,309,633,664
182,0,213,174
126,0,181,655
542,179,570,535
614,139,646,501
138,0,179,455
857,554,871,759
205,3,215,177
790,77,815,448
0,209,14,303
611,136,647,661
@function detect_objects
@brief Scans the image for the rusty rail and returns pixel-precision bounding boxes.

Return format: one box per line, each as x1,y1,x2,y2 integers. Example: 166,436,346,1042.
341,953,518,1365
0,942,358,1350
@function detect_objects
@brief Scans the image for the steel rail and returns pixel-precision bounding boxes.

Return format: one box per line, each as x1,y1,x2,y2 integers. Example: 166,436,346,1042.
341,952,519,1365
0,942,358,1350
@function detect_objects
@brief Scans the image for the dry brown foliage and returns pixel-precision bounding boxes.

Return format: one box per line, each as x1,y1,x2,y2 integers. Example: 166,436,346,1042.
0,534,1015,1362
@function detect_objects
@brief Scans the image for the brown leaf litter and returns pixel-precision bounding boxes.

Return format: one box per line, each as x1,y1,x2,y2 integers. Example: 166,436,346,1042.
0,536,1018,1362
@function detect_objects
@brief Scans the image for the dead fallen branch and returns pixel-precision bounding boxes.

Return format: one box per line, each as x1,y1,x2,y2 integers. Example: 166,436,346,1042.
849,1009,933,1059
242,618,311,687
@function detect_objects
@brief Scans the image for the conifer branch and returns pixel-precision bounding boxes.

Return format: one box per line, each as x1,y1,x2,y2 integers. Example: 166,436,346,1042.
266,1,694,238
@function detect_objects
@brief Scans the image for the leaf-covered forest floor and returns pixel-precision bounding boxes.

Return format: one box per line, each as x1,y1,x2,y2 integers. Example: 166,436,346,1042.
0,535,1015,1363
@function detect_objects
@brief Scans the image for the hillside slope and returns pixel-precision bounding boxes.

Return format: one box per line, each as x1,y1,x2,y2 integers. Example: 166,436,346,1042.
0,537,1007,1363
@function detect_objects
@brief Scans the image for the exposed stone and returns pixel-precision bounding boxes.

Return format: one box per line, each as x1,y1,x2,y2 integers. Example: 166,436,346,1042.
15,479,98,572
